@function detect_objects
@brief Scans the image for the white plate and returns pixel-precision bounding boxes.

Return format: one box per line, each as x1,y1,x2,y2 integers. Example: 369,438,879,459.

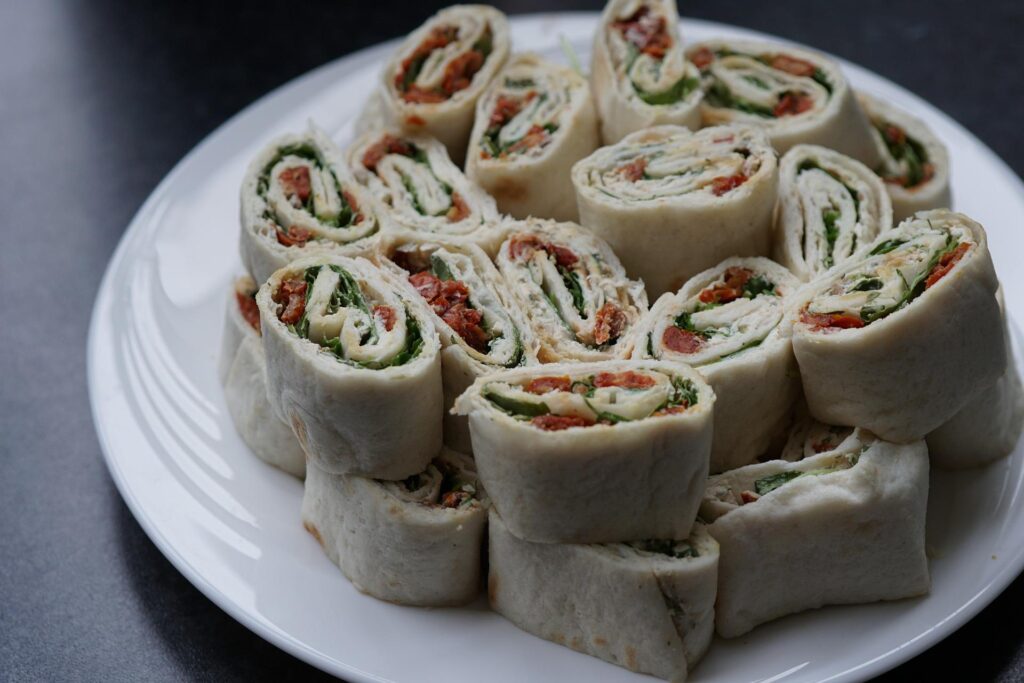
88,12,1024,683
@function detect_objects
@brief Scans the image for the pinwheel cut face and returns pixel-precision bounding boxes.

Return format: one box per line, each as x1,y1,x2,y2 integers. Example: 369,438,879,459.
393,20,493,104
272,263,423,369
650,266,783,366
391,457,481,510
360,135,474,227
693,47,832,120
801,223,973,331
793,159,876,271
607,1,699,106
478,71,570,160
709,447,865,510
581,129,766,202
482,368,700,431
258,144,372,247
873,122,935,189
390,245,525,367
506,234,633,349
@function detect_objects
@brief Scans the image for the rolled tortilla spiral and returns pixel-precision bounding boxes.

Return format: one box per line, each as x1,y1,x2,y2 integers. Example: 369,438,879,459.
239,125,380,284
591,0,703,143
377,4,510,163
774,144,893,281
466,53,600,221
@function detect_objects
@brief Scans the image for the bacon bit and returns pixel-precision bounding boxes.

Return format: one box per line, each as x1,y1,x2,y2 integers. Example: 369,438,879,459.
373,305,397,331
504,124,551,156
883,124,907,147
275,225,313,247
395,25,458,93
699,266,753,304
594,371,656,390
446,191,470,222
442,303,489,352
710,173,748,196
278,166,311,205
274,278,307,325
662,326,705,354
740,490,761,504
690,46,714,69
925,242,970,289
440,490,472,508
490,95,523,128
655,405,689,416
361,134,414,171
617,157,647,182
770,54,817,78
530,414,595,431
441,50,485,96
341,191,364,224
612,7,672,59
773,92,814,117
800,310,865,330
507,235,578,267
235,291,261,333
525,376,573,394
594,303,627,346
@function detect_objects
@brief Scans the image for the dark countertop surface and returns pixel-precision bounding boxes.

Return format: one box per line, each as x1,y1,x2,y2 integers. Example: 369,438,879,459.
1,1,1022,680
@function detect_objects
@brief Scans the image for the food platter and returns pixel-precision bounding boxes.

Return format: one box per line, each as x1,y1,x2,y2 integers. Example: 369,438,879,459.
87,12,1024,682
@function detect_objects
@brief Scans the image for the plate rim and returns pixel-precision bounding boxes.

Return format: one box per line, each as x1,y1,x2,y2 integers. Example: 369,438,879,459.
87,11,1024,683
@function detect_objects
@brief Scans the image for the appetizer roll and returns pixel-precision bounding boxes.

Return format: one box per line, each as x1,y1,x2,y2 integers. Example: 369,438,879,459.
489,509,718,681
572,124,778,297
927,288,1024,468
688,40,880,165
778,401,858,462
257,255,443,479
629,257,801,473
701,429,930,638
591,0,703,144
789,210,1005,443
219,277,306,478
377,233,539,452
303,449,488,606
377,4,510,164
453,360,714,543
348,130,502,253
859,92,953,222
465,53,600,222
495,219,648,361
239,125,381,284
774,144,894,281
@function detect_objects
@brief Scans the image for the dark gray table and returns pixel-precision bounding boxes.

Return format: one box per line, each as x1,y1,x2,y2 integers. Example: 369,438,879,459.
2,1,1022,680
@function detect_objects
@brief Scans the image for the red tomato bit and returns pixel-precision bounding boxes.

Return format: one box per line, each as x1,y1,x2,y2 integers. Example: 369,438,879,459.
690,46,714,70
770,54,817,78
235,291,261,333
662,326,705,354
594,303,627,346
530,414,596,431
373,305,397,332
275,225,313,247
278,166,311,205
924,243,970,289
525,376,573,394
698,266,753,303
446,192,470,222
709,173,748,197
274,278,308,325
612,7,672,59
594,371,655,389
773,92,814,117
361,134,415,172
800,309,865,330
